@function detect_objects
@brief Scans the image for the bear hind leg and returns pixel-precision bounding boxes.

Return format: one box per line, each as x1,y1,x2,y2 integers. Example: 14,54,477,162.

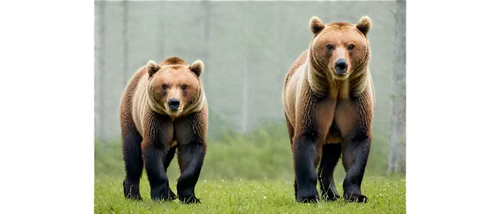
318,143,342,201
342,133,371,203
122,127,143,200
285,115,300,200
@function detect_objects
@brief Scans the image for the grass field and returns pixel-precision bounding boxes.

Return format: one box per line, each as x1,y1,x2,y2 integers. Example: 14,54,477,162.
95,123,405,213
94,176,405,213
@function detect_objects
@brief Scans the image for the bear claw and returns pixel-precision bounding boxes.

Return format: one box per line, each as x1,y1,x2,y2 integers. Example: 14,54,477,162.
179,195,201,204
322,193,341,201
344,193,368,203
151,188,177,201
125,194,143,201
297,196,319,203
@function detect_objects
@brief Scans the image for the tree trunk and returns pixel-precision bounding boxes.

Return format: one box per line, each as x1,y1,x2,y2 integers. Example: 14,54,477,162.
387,0,406,174
276,0,286,81
202,0,211,88
122,0,128,89
243,0,254,132
323,0,331,23
157,1,167,62
96,0,106,142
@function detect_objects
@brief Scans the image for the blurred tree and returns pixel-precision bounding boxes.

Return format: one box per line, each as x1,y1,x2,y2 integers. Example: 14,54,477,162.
243,0,255,132
200,1,215,97
276,0,285,78
122,0,128,88
323,0,331,22
157,1,167,59
387,0,406,174
96,0,106,140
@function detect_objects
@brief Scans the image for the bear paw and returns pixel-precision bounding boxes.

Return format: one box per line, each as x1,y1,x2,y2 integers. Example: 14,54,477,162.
151,186,176,201
123,180,142,200
296,187,319,203
125,194,143,201
322,192,341,202
343,192,368,203
179,195,201,204
296,195,319,203
167,190,177,201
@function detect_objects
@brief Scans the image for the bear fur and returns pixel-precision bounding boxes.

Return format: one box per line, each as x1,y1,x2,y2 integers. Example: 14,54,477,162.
282,16,375,203
119,56,208,204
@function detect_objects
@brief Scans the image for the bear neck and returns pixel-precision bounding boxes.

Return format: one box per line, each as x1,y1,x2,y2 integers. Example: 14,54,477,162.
306,50,369,100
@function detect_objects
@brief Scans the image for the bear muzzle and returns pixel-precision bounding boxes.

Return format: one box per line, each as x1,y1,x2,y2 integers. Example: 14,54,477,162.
334,58,348,75
167,98,180,111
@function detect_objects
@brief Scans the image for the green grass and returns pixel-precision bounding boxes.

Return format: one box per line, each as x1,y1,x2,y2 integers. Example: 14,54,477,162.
94,176,406,213
95,122,404,213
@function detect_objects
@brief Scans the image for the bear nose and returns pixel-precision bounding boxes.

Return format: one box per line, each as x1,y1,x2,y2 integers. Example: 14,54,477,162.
335,58,348,75
168,98,180,111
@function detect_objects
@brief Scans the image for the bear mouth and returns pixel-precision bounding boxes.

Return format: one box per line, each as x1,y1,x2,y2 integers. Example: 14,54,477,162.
332,72,349,80
166,108,183,117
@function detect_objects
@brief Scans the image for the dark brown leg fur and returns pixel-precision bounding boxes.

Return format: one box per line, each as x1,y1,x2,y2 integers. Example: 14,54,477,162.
176,142,205,204
318,143,342,201
174,112,207,204
143,143,174,201
163,145,178,200
284,114,300,200
342,131,371,203
122,126,143,200
293,132,320,203
292,97,335,203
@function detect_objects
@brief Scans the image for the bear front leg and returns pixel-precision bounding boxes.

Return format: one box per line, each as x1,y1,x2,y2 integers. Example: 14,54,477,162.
163,145,178,200
293,133,320,203
176,141,206,204
342,133,371,203
143,143,174,201
318,143,342,201
122,127,143,200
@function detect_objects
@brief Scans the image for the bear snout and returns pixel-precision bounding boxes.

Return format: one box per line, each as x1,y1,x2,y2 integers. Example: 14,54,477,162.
334,58,348,75
167,98,180,111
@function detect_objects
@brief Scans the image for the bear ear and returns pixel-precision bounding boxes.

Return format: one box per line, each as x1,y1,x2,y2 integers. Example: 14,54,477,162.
146,60,160,77
309,16,325,34
356,16,372,36
189,60,204,77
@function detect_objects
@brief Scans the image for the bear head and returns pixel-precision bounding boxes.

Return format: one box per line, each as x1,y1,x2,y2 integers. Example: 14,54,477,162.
308,16,371,81
146,57,204,118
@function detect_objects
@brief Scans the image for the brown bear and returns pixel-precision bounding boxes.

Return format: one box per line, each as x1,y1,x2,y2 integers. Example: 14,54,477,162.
119,56,208,204
282,16,375,203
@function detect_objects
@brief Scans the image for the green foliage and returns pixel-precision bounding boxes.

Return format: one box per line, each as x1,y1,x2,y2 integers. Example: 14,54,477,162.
95,123,394,181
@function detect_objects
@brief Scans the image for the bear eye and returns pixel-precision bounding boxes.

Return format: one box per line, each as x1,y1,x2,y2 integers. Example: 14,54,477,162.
162,84,168,90
326,44,334,50
348,44,355,51
181,84,188,90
